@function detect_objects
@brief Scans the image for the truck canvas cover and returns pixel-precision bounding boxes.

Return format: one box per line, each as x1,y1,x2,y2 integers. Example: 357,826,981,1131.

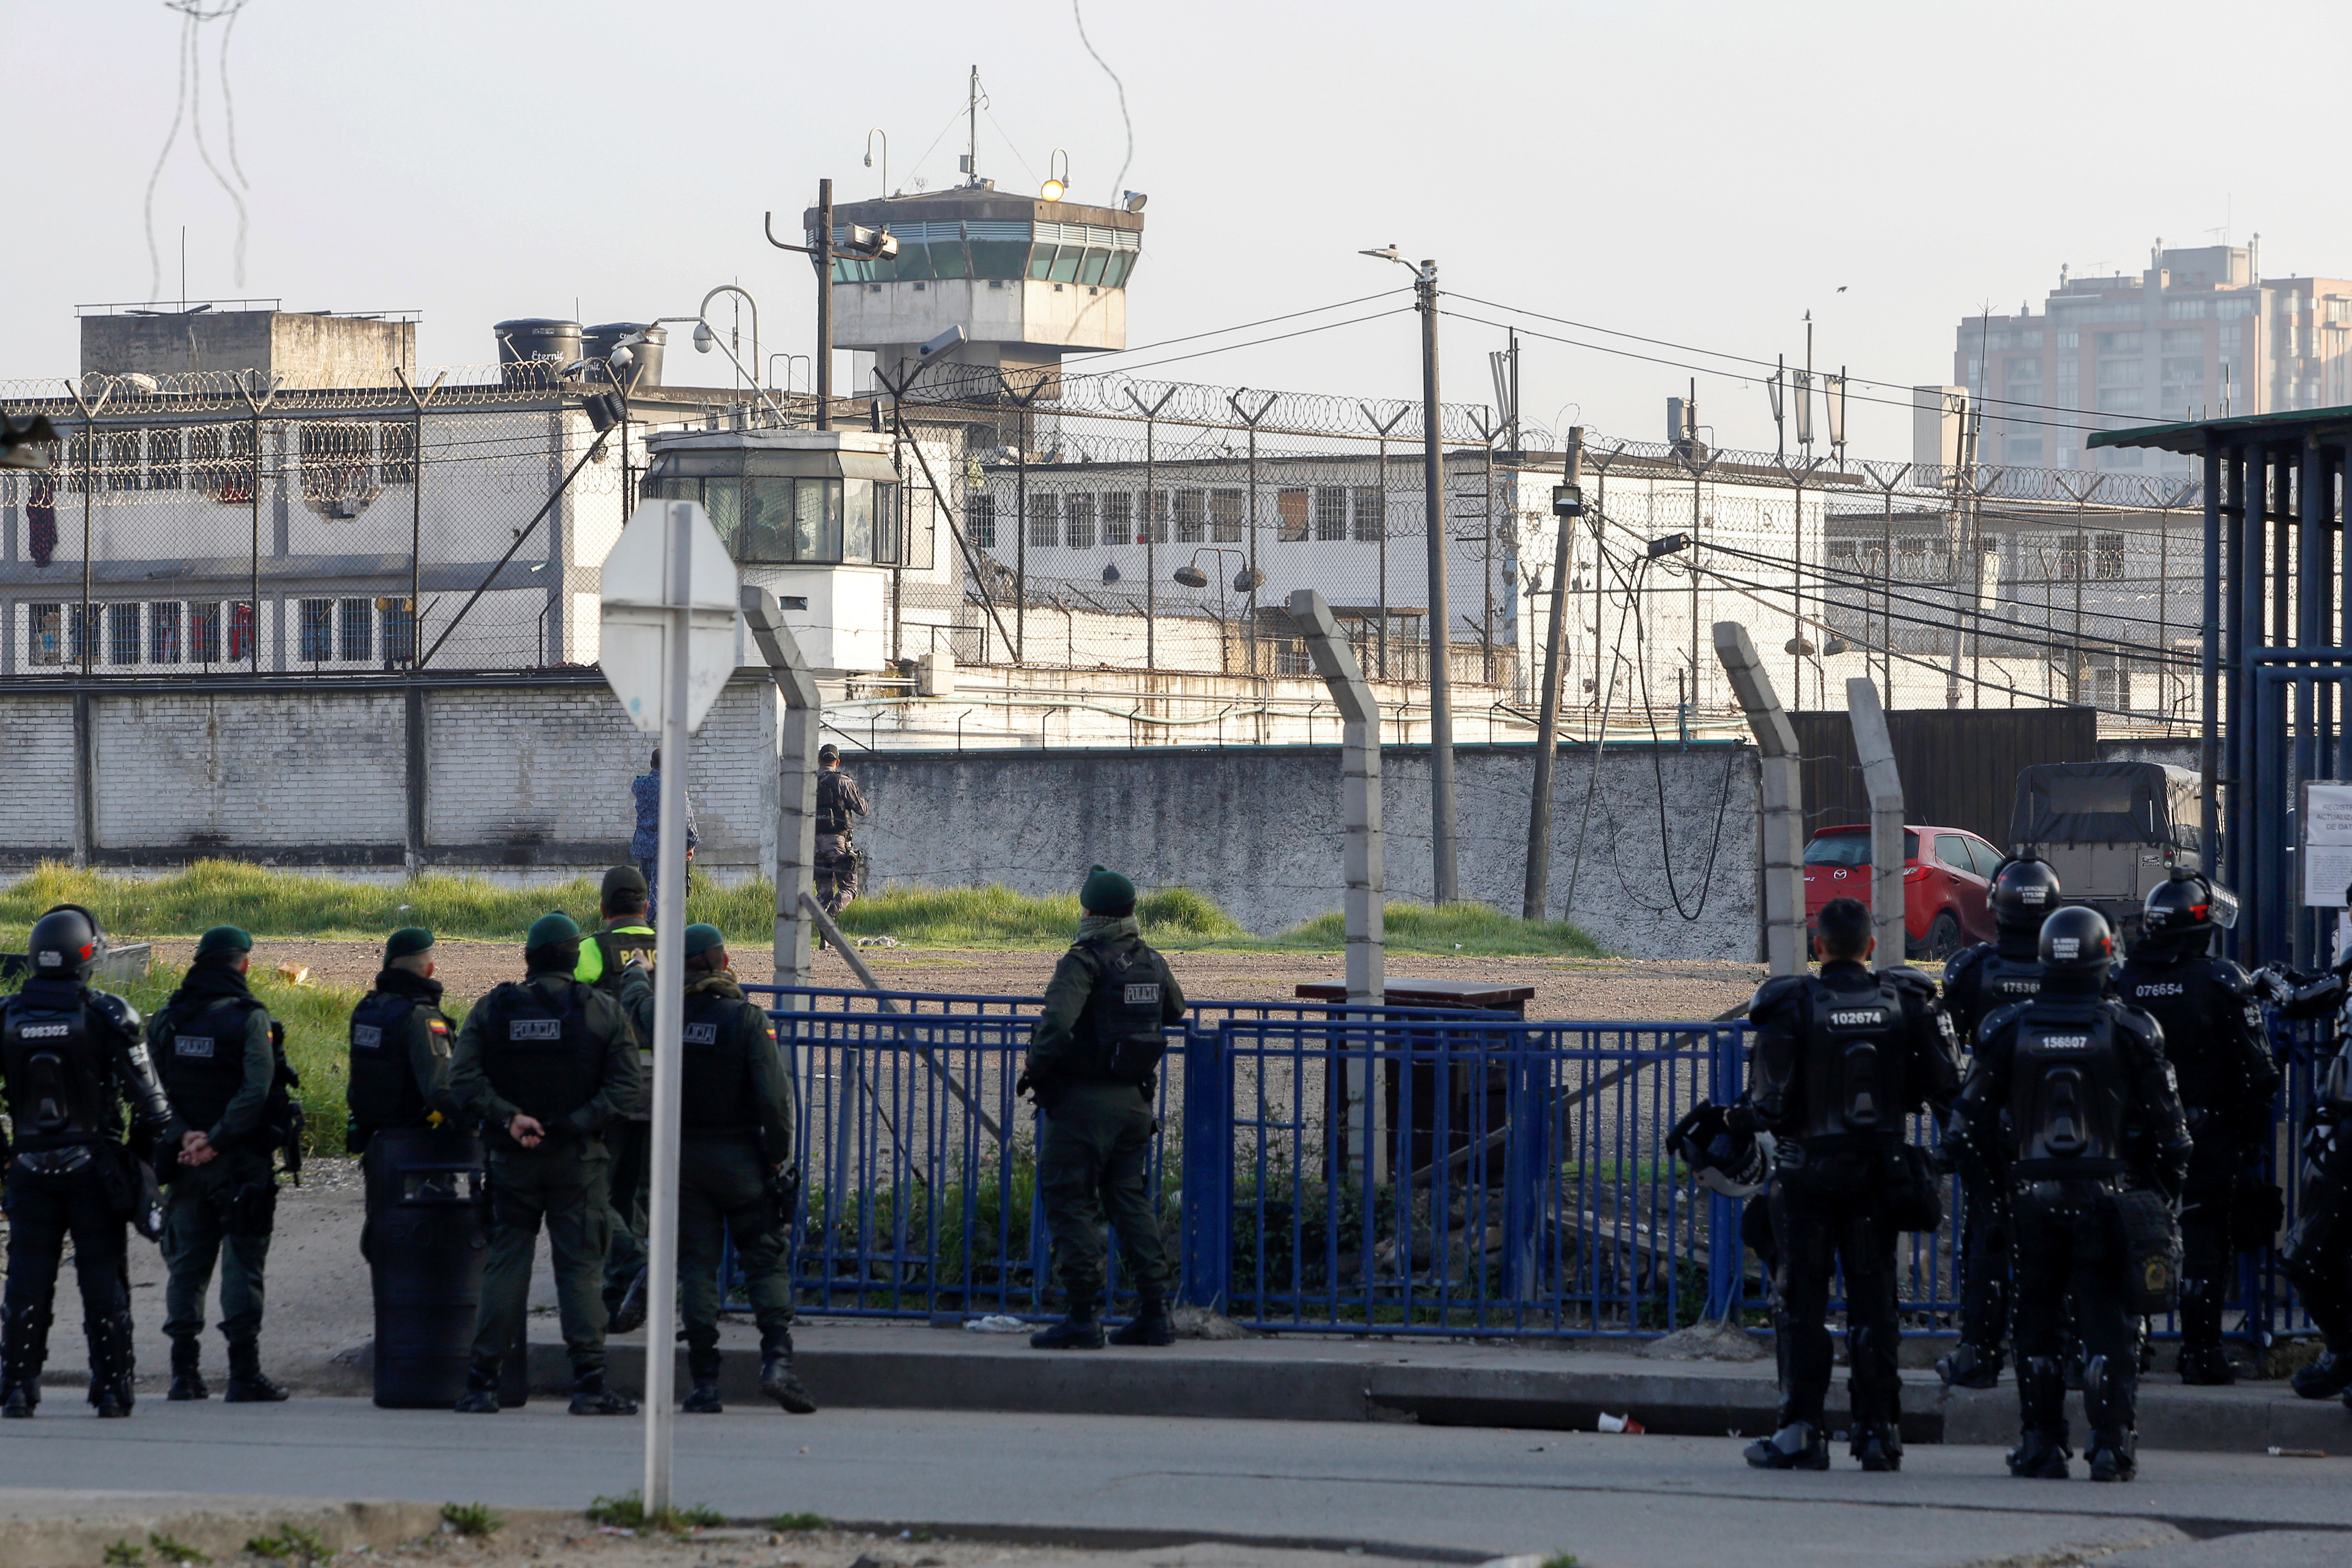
2010,761,2199,849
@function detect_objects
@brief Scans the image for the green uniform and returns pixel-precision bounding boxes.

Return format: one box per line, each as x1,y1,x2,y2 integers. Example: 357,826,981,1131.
152,973,281,1350
1024,916,1184,1310
577,922,657,1314
673,971,797,1371
448,968,641,1380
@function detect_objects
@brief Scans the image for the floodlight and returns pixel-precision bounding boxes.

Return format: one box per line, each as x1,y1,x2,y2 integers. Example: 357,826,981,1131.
1173,564,1209,588
1041,179,1066,202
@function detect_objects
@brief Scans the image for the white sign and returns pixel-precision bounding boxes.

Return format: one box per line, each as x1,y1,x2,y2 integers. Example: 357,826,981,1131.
599,500,739,734
2302,780,2352,908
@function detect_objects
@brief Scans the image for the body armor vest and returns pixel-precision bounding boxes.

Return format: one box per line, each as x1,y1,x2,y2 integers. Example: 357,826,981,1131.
2114,956,2245,1117
347,989,428,1130
1,993,106,1148
476,981,600,1127
155,996,259,1134
2009,996,2129,1174
1082,938,1169,1083
680,992,755,1134
816,771,857,836
1953,946,2045,1044
1797,977,1909,1142
577,924,655,990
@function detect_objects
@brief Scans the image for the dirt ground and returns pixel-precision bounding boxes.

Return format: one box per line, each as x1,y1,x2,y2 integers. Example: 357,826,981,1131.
330,1525,1458,1568
147,936,1765,1023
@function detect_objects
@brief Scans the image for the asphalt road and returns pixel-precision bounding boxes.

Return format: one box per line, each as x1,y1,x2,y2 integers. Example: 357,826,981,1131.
0,1401,2345,1568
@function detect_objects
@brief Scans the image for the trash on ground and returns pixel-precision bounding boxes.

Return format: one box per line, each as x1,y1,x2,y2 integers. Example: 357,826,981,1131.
2269,1446,2327,1458
963,1313,1029,1333
1596,1412,1646,1434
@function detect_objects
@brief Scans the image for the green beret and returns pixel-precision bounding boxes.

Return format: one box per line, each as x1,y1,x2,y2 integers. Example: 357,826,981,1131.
526,911,581,951
194,925,253,961
384,926,434,963
684,923,725,958
1080,863,1136,917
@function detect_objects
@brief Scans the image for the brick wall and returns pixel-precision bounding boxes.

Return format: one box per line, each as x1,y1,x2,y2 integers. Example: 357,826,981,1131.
0,697,76,849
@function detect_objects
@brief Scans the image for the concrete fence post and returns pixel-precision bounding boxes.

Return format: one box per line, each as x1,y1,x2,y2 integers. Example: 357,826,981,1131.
1845,676,1907,965
1290,588,1386,1178
741,587,820,992
1712,621,1805,976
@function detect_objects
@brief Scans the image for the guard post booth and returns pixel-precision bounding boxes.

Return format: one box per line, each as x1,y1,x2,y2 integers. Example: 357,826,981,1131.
637,427,907,676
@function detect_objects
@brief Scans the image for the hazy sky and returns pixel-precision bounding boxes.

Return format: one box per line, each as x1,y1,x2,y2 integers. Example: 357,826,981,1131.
5,0,2347,459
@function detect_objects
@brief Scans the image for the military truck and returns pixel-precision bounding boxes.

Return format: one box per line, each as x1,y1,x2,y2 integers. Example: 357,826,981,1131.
2008,761,2204,943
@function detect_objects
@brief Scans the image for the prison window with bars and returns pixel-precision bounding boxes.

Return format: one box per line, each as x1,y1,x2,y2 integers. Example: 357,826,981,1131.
1174,489,1205,543
1210,488,1244,543
2095,532,2125,579
381,598,416,665
1027,492,1058,548
70,605,99,663
968,493,997,548
1064,493,1096,549
1353,486,1384,542
27,604,60,666
1276,488,1310,542
1315,486,1348,541
299,599,335,662
149,602,183,665
339,598,373,662
1102,491,1132,545
108,604,140,665
190,603,221,664
227,602,254,663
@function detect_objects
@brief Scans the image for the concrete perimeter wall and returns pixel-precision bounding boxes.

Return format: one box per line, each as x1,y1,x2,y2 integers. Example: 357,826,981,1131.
0,674,1761,960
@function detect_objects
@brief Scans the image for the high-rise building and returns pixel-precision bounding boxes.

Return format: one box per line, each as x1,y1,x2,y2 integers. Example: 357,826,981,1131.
1950,243,2352,476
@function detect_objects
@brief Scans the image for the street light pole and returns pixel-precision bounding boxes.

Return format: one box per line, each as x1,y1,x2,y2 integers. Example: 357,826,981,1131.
816,179,834,431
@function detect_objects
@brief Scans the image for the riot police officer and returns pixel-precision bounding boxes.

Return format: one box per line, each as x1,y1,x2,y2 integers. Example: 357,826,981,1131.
814,744,868,918
1,906,199,1417
1958,906,2192,1482
449,912,642,1415
345,926,455,1152
2114,871,2279,1384
667,924,814,1415
1936,853,2064,1389
2265,936,2352,1404
1735,895,1960,1472
574,867,656,1334
1021,865,1185,1350
152,926,297,1404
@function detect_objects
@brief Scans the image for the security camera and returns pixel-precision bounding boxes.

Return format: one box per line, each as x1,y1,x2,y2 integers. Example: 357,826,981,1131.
919,326,967,359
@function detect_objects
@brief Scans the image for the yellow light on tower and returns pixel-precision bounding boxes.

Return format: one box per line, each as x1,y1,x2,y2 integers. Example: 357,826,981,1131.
1040,178,1066,202
1042,148,1070,204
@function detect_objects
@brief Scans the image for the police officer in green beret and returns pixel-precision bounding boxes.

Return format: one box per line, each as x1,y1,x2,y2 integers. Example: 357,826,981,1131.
449,912,643,1415
668,923,815,1414
151,926,296,1403
345,927,456,1154
577,867,657,1334
1021,866,1185,1350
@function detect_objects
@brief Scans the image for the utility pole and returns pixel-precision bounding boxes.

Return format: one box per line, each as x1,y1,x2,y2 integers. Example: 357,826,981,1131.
816,179,834,431
1417,261,1459,902
1523,430,1582,920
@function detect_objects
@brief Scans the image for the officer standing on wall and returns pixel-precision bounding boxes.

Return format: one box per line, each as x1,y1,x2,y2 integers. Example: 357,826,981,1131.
449,912,642,1416
814,744,868,918
667,923,815,1415
1957,906,2192,1482
345,927,456,1155
1020,865,1185,1351
1735,895,1960,1472
2113,871,2280,1384
575,867,657,1334
1,906,202,1418
152,926,296,1405
1936,853,2064,1389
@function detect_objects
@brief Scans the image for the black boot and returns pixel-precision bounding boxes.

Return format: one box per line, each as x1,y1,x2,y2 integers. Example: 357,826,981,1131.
2174,1279,2235,1384
167,1337,208,1402
224,1339,289,1403
2081,1353,2138,1482
1743,1420,1829,1470
86,1311,135,1418
1030,1302,1105,1350
2291,1348,2352,1399
1,1302,49,1419
609,1267,650,1336
454,1363,502,1414
2006,1356,2071,1479
758,1329,817,1413
568,1369,637,1416
1936,1341,2003,1389
682,1346,723,1414
1851,1425,1903,1472
1110,1299,1175,1347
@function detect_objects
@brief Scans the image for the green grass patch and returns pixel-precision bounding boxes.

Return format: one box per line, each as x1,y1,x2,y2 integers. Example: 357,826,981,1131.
0,862,1604,958
585,1492,725,1533
242,1523,328,1563
769,1513,828,1532
145,1534,207,1565
440,1502,502,1538
102,1542,145,1567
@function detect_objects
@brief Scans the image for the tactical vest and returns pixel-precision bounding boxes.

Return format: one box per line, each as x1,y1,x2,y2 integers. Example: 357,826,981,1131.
2009,996,2129,1175
1952,946,2045,1044
680,991,756,1134
0,993,106,1147
1797,976,1909,1143
816,771,857,836
476,980,601,1127
2115,956,2248,1117
155,996,261,1135
1081,938,1170,1083
347,989,428,1130
576,924,656,990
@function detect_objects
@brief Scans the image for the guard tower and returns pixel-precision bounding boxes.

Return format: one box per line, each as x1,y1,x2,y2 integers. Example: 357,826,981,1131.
807,183,1143,401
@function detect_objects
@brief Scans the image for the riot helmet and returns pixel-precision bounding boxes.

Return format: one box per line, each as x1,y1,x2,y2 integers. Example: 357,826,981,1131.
2037,904,2116,990
26,903,105,983
1989,853,2063,933
2137,867,2218,957
1670,1100,1777,1198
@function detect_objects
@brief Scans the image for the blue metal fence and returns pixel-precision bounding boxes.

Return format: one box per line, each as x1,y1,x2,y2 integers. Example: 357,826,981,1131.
721,981,2321,1345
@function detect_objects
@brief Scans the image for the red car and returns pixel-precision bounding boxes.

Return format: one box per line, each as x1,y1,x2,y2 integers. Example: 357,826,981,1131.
1802,823,2004,961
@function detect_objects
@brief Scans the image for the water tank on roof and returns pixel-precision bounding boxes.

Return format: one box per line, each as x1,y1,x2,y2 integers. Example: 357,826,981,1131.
584,322,665,391
493,318,582,388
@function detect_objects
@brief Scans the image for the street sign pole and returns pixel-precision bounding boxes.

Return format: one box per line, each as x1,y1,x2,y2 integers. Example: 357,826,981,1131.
600,496,737,1518
643,503,691,1513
